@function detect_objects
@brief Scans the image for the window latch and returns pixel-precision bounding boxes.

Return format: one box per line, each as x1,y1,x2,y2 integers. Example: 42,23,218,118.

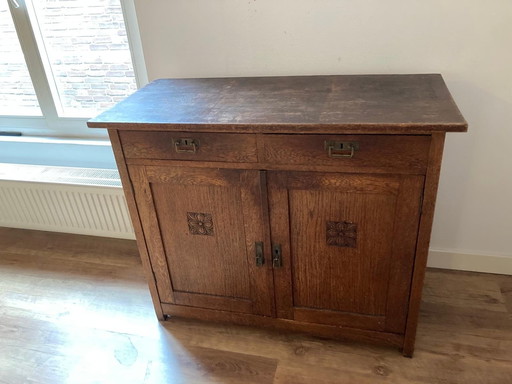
9,0,20,9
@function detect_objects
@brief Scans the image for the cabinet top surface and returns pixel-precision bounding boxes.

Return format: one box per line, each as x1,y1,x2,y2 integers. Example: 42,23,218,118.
88,74,467,134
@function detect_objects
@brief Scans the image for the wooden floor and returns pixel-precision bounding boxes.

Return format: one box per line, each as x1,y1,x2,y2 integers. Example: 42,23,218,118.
0,227,511,384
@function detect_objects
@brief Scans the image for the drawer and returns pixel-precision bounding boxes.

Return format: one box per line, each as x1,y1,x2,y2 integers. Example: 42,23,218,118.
120,131,258,162
261,134,431,172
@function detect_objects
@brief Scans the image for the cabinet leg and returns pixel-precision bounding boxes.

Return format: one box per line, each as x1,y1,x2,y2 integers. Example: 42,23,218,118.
153,304,165,321
401,344,414,358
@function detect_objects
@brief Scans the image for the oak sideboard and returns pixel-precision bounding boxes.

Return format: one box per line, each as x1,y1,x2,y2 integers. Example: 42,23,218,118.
88,74,467,356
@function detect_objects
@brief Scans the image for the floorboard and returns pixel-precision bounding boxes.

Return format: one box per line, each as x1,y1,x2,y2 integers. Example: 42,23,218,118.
0,227,511,383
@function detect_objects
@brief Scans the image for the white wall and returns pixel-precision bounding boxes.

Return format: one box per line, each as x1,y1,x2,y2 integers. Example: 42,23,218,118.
133,0,512,269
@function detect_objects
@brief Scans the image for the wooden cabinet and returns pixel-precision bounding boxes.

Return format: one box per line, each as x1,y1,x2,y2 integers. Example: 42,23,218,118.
88,74,467,356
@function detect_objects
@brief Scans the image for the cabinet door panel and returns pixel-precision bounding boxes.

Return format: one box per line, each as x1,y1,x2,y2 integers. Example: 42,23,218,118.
130,165,274,316
268,171,423,333
290,189,395,315
152,181,250,298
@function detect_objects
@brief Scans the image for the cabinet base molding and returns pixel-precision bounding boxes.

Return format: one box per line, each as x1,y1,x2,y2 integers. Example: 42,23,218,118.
161,303,404,350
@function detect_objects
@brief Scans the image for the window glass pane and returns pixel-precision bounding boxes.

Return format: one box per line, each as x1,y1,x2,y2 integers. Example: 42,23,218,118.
0,2,41,116
29,0,137,118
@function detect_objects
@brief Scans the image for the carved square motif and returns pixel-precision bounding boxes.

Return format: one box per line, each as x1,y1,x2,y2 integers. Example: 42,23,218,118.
187,212,214,236
326,221,357,247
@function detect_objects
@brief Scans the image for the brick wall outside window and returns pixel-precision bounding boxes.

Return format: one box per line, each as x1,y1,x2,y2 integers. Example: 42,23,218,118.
0,5,41,115
1,0,138,118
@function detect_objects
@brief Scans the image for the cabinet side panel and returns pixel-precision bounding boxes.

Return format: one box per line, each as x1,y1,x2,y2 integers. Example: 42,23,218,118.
403,132,446,357
384,175,425,333
128,165,175,304
108,129,164,319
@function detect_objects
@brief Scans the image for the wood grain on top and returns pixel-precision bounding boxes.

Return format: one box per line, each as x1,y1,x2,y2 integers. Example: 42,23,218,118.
87,74,467,134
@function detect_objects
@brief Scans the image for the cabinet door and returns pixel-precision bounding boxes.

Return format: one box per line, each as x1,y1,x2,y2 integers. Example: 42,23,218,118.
268,171,424,333
129,165,275,316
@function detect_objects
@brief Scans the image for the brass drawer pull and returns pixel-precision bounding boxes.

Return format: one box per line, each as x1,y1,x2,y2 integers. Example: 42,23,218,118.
325,141,359,158
174,138,199,153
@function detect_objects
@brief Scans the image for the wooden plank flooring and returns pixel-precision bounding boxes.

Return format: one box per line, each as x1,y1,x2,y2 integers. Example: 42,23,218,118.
0,227,511,384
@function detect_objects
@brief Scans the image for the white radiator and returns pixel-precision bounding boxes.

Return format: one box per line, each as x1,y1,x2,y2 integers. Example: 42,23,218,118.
0,164,135,240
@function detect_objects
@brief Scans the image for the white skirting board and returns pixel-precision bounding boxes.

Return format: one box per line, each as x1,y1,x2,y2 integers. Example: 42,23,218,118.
428,250,512,276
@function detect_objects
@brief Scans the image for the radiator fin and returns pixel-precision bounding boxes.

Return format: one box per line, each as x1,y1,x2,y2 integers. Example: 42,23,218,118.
0,165,135,239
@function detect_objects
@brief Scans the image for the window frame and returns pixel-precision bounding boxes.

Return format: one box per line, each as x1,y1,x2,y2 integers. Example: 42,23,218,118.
0,0,147,139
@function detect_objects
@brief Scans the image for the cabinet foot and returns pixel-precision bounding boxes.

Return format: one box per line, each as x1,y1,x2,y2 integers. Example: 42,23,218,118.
401,346,414,358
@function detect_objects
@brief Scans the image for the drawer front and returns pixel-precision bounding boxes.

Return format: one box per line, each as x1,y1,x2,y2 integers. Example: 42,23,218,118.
261,134,431,172
120,131,258,162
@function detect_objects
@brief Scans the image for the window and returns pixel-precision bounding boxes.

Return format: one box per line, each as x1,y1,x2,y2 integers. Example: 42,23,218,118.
0,1,41,116
0,0,146,138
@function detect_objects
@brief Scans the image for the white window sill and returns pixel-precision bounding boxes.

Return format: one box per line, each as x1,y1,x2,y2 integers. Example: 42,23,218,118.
0,135,111,146
0,135,116,169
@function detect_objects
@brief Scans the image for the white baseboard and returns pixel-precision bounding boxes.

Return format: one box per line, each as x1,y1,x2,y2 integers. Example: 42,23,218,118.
428,250,512,275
